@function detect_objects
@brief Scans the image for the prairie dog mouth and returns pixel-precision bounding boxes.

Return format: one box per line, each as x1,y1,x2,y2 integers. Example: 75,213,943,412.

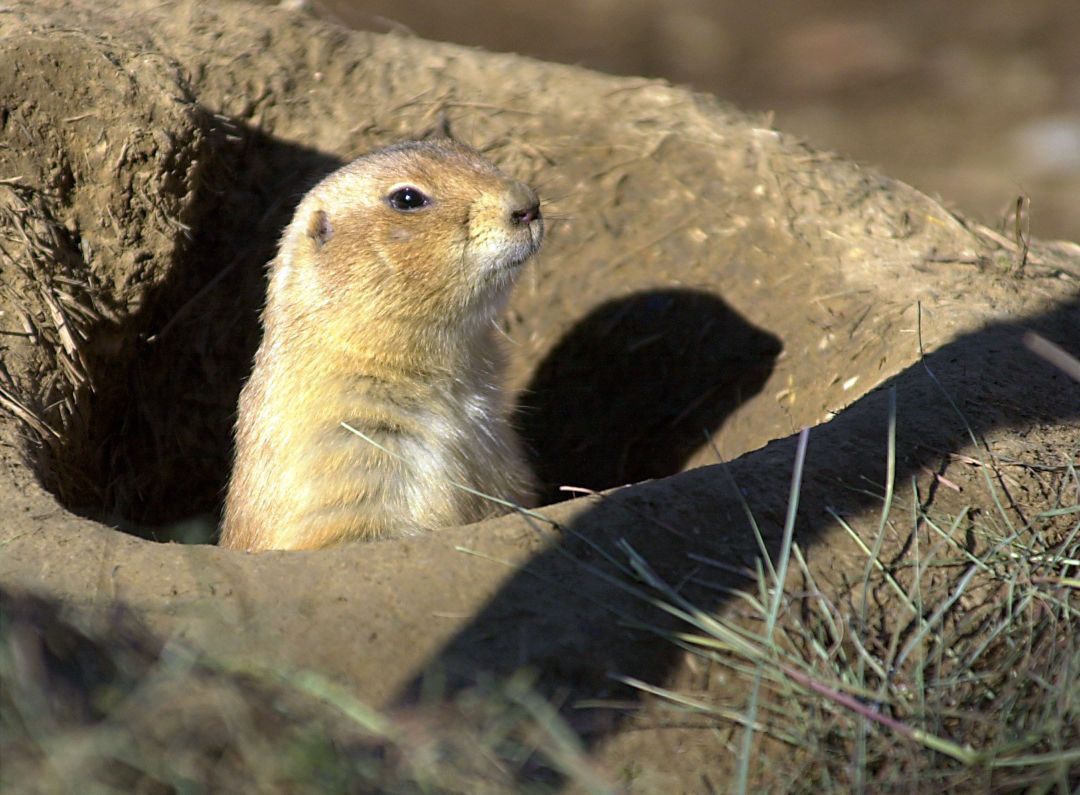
482,212,543,273
501,230,543,270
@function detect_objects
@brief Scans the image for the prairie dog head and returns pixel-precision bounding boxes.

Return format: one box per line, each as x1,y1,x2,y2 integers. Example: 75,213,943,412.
271,139,543,339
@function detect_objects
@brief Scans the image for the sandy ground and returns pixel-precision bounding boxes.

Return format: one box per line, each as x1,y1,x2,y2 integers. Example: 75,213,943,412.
1,0,1077,790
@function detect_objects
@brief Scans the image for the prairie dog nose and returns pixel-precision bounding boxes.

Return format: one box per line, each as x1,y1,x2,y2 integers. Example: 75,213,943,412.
508,182,541,226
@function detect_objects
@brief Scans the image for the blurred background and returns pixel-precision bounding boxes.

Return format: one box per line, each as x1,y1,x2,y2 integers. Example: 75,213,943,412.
301,0,1079,242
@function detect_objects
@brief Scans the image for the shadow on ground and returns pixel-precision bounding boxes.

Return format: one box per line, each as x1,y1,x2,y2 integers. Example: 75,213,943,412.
397,295,1079,784
518,289,782,503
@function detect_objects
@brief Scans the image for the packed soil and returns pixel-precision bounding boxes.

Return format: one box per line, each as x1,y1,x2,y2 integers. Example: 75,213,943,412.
1,1,1077,791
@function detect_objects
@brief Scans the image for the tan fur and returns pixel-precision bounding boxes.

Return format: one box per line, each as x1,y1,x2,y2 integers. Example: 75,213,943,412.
220,140,542,551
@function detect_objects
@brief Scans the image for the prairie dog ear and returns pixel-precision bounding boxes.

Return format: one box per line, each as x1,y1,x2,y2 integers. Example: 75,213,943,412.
420,113,455,142
307,209,333,247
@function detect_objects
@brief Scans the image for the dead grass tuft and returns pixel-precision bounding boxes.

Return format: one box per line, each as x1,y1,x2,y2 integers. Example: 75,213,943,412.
0,183,106,501
612,386,1079,792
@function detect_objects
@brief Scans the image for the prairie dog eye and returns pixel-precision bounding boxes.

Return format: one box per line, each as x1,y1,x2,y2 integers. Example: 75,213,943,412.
387,186,431,211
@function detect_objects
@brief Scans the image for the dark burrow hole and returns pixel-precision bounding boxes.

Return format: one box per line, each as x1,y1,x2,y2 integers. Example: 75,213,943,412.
25,126,782,544
24,122,344,544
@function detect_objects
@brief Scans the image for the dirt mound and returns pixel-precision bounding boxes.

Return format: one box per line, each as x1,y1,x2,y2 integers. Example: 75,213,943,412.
1,1,1077,790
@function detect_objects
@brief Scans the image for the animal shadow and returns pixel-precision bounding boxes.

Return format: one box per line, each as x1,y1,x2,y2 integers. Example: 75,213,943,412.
516,288,782,501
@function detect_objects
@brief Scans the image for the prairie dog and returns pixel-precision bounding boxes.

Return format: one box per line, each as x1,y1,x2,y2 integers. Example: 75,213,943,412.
220,139,542,551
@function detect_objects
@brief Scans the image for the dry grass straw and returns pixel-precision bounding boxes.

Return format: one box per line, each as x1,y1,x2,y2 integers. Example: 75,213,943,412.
0,182,102,496
2,597,614,794
611,370,1078,791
